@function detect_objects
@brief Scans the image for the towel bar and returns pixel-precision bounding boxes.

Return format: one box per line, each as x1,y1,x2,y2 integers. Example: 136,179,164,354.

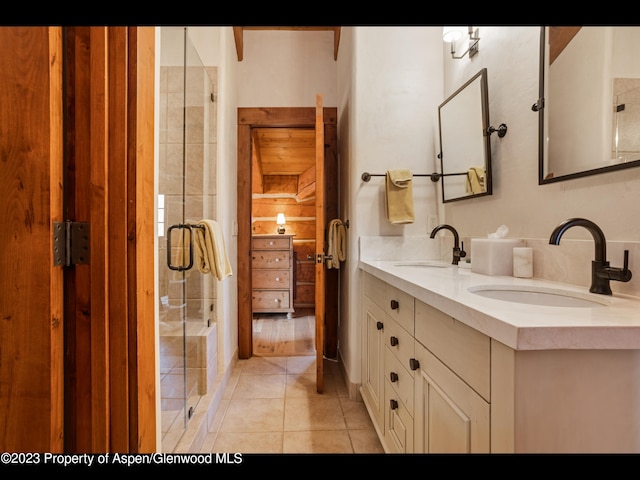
361,171,468,182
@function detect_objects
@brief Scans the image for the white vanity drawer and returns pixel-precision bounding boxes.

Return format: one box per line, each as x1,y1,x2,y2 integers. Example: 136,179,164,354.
385,346,414,414
415,300,490,401
384,315,415,375
384,284,414,335
384,379,414,453
364,272,387,308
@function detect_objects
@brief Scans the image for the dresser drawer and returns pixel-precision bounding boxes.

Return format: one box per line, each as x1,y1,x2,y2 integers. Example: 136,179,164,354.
253,236,291,250
252,250,291,268
252,290,291,310
252,269,290,289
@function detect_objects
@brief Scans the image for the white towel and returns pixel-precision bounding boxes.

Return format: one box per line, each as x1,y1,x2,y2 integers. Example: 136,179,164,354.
327,219,346,269
193,220,232,280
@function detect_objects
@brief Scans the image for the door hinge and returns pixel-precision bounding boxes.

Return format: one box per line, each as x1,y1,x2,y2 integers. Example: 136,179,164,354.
53,221,90,267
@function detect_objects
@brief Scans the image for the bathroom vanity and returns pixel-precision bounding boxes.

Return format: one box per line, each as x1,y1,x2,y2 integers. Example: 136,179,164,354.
359,255,640,453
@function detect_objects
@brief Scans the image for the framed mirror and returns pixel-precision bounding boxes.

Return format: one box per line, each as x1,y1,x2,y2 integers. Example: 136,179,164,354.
538,26,640,184
438,68,493,203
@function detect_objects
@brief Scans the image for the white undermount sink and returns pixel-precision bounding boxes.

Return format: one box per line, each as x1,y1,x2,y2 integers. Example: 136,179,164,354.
393,260,451,268
467,284,610,308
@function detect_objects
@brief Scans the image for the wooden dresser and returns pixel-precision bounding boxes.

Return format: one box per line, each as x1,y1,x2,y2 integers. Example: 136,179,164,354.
252,234,294,316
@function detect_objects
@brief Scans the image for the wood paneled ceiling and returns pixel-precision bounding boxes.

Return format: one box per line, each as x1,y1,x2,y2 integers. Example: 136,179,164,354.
251,127,317,200
232,26,341,61
252,127,316,176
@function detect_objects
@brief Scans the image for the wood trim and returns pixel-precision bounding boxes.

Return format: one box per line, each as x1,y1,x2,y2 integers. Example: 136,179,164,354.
107,26,129,453
63,26,156,454
48,26,65,452
238,123,253,359
88,26,110,452
314,94,325,393
128,26,157,453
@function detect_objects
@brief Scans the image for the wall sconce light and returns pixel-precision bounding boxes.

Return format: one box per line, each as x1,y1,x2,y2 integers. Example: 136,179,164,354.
443,26,480,59
276,213,286,234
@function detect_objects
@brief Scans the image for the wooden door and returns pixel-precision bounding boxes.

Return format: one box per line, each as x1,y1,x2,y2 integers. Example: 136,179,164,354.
0,26,65,453
314,94,326,393
0,26,156,453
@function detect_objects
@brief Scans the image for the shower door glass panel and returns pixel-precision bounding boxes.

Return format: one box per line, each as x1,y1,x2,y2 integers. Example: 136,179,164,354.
158,27,216,452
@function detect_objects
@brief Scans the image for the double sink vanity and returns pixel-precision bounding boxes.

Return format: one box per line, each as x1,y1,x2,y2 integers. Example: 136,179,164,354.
358,236,640,453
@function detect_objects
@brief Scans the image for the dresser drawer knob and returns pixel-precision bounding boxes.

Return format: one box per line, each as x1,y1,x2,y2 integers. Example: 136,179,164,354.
390,371,398,382
409,358,420,371
275,277,280,282
275,258,279,262
390,299,399,310
274,299,280,304
390,336,399,347
269,241,274,245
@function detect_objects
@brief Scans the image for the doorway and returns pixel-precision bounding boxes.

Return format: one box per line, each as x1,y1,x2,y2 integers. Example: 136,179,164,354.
237,107,339,361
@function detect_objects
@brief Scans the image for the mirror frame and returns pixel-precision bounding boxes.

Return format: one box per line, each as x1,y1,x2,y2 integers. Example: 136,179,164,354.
538,26,640,185
438,68,493,203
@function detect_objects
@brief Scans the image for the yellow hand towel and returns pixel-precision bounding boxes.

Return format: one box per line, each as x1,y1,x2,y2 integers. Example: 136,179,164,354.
193,220,233,280
327,219,346,269
385,169,415,224
465,166,485,194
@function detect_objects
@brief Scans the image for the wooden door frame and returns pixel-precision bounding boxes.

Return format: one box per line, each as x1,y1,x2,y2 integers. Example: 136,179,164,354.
237,107,338,359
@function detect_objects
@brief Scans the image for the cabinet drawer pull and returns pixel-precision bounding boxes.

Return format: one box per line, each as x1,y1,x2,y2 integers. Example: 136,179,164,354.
390,371,398,382
390,336,399,347
390,399,398,410
275,277,280,282
409,358,420,371
376,321,384,330
275,258,280,262
390,299,399,310
269,241,274,245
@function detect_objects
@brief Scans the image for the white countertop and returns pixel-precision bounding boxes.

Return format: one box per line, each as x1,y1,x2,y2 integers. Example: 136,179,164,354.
359,259,640,351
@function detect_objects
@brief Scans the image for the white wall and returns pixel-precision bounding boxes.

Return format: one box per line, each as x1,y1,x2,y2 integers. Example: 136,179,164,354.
441,26,640,241
186,27,240,375
337,26,444,386
237,30,337,107
183,25,640,400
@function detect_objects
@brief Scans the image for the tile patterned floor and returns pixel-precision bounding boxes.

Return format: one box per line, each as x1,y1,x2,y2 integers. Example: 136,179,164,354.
199,355,385,454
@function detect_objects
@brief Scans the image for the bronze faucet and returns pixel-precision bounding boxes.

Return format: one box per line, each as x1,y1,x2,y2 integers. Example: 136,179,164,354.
549,217,632,295
430,224,467,265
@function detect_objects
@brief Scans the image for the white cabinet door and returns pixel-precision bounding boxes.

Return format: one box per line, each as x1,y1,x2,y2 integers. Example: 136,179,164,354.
361,295,386,431
413,341,490,453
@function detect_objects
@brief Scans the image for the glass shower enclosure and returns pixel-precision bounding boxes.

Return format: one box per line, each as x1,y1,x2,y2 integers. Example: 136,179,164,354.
157,27,219,452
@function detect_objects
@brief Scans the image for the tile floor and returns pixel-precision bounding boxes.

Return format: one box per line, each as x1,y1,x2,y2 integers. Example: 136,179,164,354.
199,354,385,454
